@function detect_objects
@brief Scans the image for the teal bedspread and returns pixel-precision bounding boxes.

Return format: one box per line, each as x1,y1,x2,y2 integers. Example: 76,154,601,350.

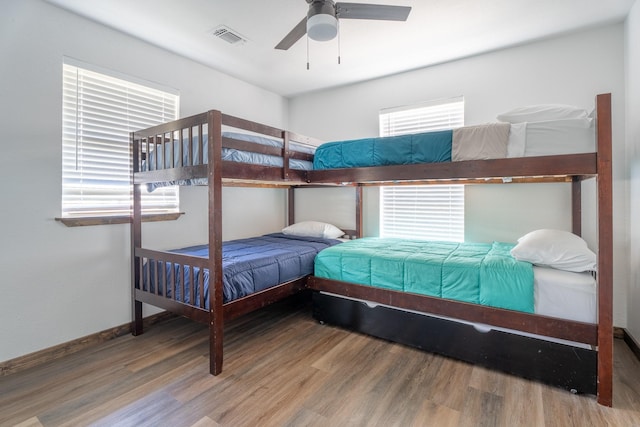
314,238,534,313
312,131,452,169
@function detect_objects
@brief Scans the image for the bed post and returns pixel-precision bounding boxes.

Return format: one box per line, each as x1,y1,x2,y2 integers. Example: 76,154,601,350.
283,131,291,181
130,131,143,336
208,110,224,375
288,187,295,226
571,177,582,236
595,93,613,407
355,185,363,238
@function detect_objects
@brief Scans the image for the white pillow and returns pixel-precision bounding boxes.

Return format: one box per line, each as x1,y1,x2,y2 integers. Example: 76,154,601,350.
497,104,588,124
510,229,596,272
282,221,344,239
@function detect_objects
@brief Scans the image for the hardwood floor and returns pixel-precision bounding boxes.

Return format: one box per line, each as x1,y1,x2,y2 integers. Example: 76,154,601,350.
2,296,640,427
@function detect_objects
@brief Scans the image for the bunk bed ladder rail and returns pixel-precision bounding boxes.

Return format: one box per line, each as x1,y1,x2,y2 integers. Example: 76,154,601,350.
130,114,211,336
132,248,210,321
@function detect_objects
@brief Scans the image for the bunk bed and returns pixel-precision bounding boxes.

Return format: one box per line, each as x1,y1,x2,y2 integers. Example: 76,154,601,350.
305,93,613,406
130,111,359,378
130,93,612,407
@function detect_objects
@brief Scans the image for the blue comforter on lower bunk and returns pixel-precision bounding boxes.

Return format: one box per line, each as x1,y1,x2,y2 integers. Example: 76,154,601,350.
143,233,340,307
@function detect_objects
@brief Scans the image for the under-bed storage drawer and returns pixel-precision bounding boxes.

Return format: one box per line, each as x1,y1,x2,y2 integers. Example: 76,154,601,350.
312,292,597,395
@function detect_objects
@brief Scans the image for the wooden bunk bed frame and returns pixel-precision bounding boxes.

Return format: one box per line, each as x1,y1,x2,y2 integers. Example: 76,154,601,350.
305,93,613,406
130,110,330,377
130,93,612,406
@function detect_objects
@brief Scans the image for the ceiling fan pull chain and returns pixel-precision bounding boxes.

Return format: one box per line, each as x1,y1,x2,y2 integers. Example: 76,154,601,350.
337,19,341,65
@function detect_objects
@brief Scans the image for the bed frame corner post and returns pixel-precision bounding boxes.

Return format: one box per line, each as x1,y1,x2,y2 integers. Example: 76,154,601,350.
283,130,291,181
288,186,295,226
356,185,363,238
571,176,582,236
596,93,613,407
208,110,224,375
131,130,143,336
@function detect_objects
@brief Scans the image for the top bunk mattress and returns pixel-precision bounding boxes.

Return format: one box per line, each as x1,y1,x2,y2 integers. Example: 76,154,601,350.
313,118,594,170
143,130,316,190
144,131,315,171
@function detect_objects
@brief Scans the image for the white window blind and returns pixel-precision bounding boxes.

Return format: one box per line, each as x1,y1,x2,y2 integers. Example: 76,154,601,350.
62,60,179,217
380,185,464,241
379,96,465,242
379,97,464,136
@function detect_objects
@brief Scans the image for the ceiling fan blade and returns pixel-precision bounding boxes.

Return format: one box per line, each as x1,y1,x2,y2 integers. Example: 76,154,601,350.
275,17,308,50
336,3,411,21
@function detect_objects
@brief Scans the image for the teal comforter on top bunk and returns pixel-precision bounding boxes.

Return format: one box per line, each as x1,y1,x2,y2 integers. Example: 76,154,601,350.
311,123,513,169
312,131,452,169
314,238,534,313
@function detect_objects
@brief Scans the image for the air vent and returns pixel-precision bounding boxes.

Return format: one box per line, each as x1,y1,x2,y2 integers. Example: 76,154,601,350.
210,25,247,45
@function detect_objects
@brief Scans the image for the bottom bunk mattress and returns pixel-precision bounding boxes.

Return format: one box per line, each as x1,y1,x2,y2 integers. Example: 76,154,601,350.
311,238,598,394
314,237,596,322
142,233,340,307
314,238,534,313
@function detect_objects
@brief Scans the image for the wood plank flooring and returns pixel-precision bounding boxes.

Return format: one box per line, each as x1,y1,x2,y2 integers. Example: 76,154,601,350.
2,296,640,427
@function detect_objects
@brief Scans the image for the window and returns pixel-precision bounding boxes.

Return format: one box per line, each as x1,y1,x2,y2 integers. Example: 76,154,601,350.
379,97,465,242
62,59,179,218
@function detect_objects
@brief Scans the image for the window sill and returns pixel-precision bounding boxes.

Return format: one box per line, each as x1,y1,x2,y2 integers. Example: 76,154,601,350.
56,212,184,227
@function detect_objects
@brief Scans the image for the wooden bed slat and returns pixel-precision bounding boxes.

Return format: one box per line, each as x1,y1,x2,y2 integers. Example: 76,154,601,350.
307,277,598,345
221,113,284,139
223,278,308,321
306,152,597,184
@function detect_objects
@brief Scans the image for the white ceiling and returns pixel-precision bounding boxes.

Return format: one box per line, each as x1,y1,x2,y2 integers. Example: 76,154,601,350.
45,0,634,98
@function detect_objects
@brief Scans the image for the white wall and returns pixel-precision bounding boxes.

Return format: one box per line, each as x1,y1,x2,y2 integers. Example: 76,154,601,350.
0,0,290,362
626,2,640,342
289,24,628,327
294,187,357,232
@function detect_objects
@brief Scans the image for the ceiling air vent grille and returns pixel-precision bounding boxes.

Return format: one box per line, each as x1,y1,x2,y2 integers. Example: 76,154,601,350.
211,25,247,45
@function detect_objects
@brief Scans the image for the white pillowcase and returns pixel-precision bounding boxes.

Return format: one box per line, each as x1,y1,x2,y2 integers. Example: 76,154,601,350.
510,229,596,272
497,104,588,124
506,122,526,158
282,221,344,239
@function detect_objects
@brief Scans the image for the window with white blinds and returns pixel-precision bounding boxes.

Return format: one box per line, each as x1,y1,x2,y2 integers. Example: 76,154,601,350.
379,96,464,136
62,60,180,218
379,96,465,242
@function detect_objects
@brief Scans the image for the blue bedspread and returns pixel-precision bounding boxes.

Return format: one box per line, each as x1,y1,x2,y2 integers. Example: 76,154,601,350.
144,132,314,191
142,233,340,307
144,131,314,172
313,131,452,169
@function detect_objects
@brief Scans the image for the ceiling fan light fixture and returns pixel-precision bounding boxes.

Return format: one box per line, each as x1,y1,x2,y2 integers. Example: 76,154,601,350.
307,13,338,41
274,0,411,51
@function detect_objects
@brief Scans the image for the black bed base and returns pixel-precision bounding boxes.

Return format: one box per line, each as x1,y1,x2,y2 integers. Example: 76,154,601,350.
312,292,597,395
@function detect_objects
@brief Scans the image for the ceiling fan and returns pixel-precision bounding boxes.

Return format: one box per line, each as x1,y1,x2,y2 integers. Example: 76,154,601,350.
275,0,412,50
